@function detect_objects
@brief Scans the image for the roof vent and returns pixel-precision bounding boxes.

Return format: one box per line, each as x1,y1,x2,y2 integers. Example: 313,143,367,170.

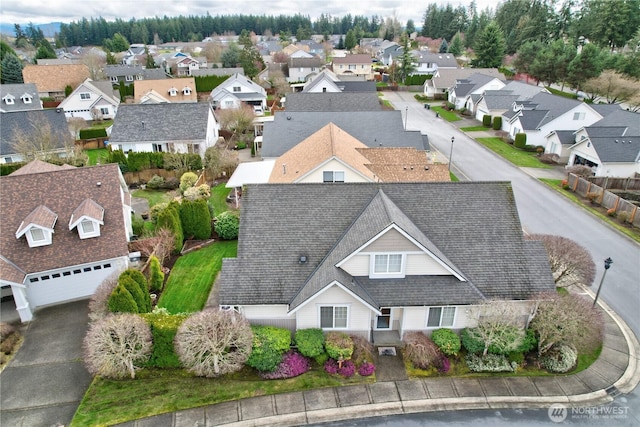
141,120,145,129
424,166,429,170
299,255,307,264
97,181,102,187
287,116,291,120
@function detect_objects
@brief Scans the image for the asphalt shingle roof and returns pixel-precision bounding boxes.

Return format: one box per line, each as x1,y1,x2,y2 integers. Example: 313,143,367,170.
590,137,640,162
0,83,42,112
0,109,70,156
284,92,381,112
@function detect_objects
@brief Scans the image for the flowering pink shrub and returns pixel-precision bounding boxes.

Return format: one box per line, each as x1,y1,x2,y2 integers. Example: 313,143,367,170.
337,360,356,378
260,351,310,379
324,358,339,375
358,361,376,376
438,356,450,373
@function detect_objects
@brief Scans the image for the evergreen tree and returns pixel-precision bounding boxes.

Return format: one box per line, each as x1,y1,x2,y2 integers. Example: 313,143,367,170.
405,19,416,35
149,255,165,292
439,39,449,53
448,32,464,56
1,54,24,84
105,49,117,65
397,35,416,83
157,203,183,253
471,22,506,68
1,40,17,62
345,30,357,51
144,46,156,68
108,284,139,314
119,276,149,313
567,43,604,91
240,43,264,78
337,35,345,50
221,43,241,68
34,39,56,62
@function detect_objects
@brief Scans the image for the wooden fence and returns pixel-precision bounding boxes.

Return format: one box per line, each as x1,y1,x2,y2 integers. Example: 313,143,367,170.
586,176,640,192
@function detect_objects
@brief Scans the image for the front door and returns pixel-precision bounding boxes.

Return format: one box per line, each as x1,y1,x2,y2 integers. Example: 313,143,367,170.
375,308,392,330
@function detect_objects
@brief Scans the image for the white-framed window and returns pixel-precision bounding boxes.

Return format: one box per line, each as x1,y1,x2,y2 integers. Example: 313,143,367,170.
136,74,143,80
125,75,134,82
110,76,118,83
573,112,586,120
77,219,100,239
233,86,241,92
320,305,348,329
81,220,95,233
183,87,191,95
323,171,345,183
21,94,32,104
168,87,177,96
224,100,234,107
26,227,52,247
100,107,109,115
30,228,45,241
373,253,403,274
4,96,15,105
426,306,456,328
349,64,356,70
80,92,91,100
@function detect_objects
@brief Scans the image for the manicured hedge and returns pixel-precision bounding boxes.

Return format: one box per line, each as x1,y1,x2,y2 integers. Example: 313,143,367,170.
246,325,291,372
514,133,527,148
140,312,188,368
0,162,25,176
195,75,231,92
179,198,212,240
79,128,108,139
482,115,491,127
157,203,184,253
294,328,325,358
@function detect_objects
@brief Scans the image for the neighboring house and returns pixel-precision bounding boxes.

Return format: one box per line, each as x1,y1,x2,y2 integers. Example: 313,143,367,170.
105,65,168,85
332,54,374,80
423,68,505,98
376,42,402,66
22,64,90,100
218,181,554,341
0,109,71,164
412,52,458,75
209,73,267,111
0,83,42,112
288,56,324,83
108,102,218,156
301,70,374,93
261,111,428,159
448,73,506,110
472,81,549,122
285,92,381,112
284,44,311,57
134,78,197,103
190,67,244,78
58,78,120,121
503,92,605,148
173,55,207,76
0,161,133,322
565,109,639,177
296,40,326,59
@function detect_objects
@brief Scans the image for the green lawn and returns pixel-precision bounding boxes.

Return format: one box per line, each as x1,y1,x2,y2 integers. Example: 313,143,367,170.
88,120,114,129
431,106,462,122
131,189,174,208
209,183,233,216
71,367,370,427
157,240,237,314
476,138,551,168
460,126,491,131
86,148,109,165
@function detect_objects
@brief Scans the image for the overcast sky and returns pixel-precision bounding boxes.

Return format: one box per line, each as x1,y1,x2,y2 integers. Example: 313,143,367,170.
0,0,497,27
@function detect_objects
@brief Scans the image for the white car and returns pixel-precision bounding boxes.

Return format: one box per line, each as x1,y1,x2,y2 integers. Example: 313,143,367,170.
253,105,264,116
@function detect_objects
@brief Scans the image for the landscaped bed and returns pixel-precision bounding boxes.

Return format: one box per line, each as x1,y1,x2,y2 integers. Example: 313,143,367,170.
476,137,552,168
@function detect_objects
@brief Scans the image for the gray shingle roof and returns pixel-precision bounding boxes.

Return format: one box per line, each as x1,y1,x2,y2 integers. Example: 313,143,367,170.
105,65,143,78
108,103,212,143
218,182,555,309
483,94,520,109
337,81,377,92
588,109,640,135
516,92,583,129
289,57,324,68
0,83,42,113
261,111,426,157
553,130,576,145
284,92,382,112
1,109,70,156
590,137,640,162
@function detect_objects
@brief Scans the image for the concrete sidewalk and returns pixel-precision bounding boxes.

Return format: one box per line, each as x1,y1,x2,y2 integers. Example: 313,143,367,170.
116,293,640,427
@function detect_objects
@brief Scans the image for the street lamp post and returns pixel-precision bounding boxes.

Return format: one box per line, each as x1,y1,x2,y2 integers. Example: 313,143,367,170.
404,106,408,129
593,257,613,308
448,136,455,172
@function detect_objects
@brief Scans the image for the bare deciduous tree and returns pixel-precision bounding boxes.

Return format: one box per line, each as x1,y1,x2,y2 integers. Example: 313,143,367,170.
269,69,290,99
10,116,72,162
583,70,640,104
129,227,175,265
526,234,596,288
215,105,255,137
68,117,88,139
174,308,253,377
465,299,529,356
88,272,120,322
83,313,152,379
530,292,603,356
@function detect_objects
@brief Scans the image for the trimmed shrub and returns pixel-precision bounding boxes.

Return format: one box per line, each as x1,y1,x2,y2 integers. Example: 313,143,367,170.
119,276,149,313
462,325,524,355
157,204,183,253
120,269,151,311
514,133,527,149
465,353,517,372
324,358,339,375
214,211,240,240
146,175,165,189
358,361,376,376
140,312,187,368
179,198,212,240
350,335,374,366
260,351,311,379
460,328,484,354
294,328,325,358
402,331,444,370
507,351,525,365
246,325,291,372
337,359,356,377
1,162,25,176
482,115,491,127
324,331,354,362
540,343,577,373
149,255,165,292
179,171,198,192
492,116,502,130
107,284,138,314
150,202,168,223
314,352,329,366
516,328,538,353
79,128,107,139
431,328,461,356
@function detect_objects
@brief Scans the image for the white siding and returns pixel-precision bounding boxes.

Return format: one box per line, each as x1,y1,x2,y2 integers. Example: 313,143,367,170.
364,228,418,252
340,254,369,276
405,253,451,275
298,158,370,183
295,285,371,332
241,304,289,319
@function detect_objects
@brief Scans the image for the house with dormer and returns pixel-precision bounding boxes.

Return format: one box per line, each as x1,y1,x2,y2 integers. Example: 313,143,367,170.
412,52,458,75
448,72,505,110
58,78,120,121
134,78,197,103
105,65,168,85
209,73,267,111
332,54,374,80
0,161,133,322
22,64,90,100
472,81,549,122
0,83,42,112
218,182,554,342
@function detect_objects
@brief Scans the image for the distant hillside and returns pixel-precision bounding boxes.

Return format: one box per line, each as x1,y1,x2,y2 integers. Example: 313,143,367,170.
0,22,62,38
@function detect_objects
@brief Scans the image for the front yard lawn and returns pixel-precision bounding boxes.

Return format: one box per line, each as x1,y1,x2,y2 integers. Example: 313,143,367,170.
157,240,237,314
460,126,490,131
431,106,462,122
476,138,551,168
209,182,233,216
86,148,109,165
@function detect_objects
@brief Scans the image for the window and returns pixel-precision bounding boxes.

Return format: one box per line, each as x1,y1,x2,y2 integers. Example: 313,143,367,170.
83,267,92,272
427,306,456,328
63,271,71,276
4,96,15,104
323,171,345,183
30,228,45,241
103,263,112,268
80,92,91,100
573,112,586,120
4,157,13,163
110,76,118,83
22,95,32,104
183,87,191,95
349,64,356,70
374,254,403,274
168,87,177,96
81,220,95,233
93,265,102,270
100,107,109,115
136,74,142,80
233,86,241,92
41,275,50,281
52,273,61,278
73,269,81,274
320,306,348,329
29,278,39,283
125,75,134,82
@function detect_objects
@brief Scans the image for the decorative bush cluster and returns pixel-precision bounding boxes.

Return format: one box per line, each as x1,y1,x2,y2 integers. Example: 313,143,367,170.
402,331,444,370
140,312,187,368
260,351,311,379
294,328,325,358
431,328,461,356
246,325,291,372
464,353,517,373
214,211,240,240
145,174,165,189
148,255,165,292
324,358,339,375
179,172,198,193
350,334,374,366
337,359,356,378
179,198,212,240
358,361,376,376
107,269,151,314
540,344,577,373
324,331,354,362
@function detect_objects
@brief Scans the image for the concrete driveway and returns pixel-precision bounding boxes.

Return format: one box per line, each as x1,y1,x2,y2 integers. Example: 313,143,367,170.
1,299,92,427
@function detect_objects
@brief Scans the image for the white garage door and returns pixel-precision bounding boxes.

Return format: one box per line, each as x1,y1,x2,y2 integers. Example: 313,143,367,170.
26,259,125,309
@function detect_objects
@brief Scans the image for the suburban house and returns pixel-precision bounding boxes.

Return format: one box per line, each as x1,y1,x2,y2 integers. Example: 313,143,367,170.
108,102,219,156
0,109,71,164
412,52,458,75
0,161,133,322
105,65,168,85
133,78,197,103
209,73,267,112
502,92,606,148
22,64,90,100
0,83,42,112
284,92,382,112
423,68,506,99
376,42,402,66
296,40,326,59
332,54,374,80
565,109,640,177
301,70,376,93
261,111,428,159
288,56,325,83
472,81,549,122
58,78,120,121
218,182,554,341
190,67,244,78
448,73,506,110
